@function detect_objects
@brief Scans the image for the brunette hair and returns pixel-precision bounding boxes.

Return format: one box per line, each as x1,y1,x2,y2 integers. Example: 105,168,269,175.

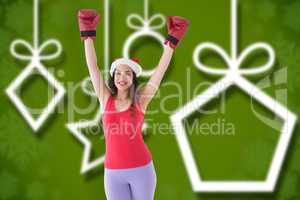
107,70,140,135
107,70,139,108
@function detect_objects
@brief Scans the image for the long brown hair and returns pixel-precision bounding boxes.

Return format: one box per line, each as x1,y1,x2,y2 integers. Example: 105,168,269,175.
107,70,139,108
108,70,140,136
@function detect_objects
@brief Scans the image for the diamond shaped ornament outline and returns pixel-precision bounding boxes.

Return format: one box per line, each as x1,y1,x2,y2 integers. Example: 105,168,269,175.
170,0,298,193
5,0,65,132
6,60,65,132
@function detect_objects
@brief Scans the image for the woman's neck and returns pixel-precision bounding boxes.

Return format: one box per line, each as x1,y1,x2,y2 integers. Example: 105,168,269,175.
116,90,129,101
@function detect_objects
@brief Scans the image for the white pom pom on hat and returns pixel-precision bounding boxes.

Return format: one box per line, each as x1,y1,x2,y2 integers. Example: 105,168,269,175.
110,57,143,77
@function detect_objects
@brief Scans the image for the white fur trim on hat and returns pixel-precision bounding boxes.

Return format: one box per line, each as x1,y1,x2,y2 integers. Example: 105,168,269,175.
110,58,142,77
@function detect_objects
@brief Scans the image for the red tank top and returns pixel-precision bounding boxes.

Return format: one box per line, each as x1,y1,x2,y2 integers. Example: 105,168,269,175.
102,94,152,169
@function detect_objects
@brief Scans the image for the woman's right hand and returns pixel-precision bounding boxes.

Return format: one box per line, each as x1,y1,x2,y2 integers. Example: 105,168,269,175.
78,9,100,41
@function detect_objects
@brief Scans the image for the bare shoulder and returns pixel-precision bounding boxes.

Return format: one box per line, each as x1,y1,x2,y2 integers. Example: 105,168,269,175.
99,92,112,110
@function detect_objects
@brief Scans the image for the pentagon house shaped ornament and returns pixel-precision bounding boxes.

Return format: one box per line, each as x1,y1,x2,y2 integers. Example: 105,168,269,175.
5,0,65,132
123,0,166,77
170,0,297,193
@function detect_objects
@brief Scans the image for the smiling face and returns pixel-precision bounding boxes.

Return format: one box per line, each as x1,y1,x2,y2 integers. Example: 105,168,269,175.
114,64,134,91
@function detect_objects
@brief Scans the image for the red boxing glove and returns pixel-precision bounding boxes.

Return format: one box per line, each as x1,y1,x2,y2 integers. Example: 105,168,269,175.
164,16,190,49
78,9,100,41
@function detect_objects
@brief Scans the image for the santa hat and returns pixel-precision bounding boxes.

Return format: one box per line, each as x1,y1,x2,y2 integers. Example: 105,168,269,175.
110,57,142,77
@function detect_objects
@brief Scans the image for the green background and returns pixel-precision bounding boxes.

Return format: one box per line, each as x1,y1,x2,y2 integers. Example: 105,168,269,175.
1,0,300,199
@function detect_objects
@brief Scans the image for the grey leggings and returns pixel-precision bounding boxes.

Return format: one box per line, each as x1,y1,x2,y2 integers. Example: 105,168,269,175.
104,160,157,200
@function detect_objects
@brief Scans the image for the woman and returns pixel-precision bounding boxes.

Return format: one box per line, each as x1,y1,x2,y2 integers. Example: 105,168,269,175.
77,9,189,200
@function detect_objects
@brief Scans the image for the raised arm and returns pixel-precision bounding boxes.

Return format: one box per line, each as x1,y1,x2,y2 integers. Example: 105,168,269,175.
84,38,111,107
137,16,190,112
137,45,174,111
78,9,110,107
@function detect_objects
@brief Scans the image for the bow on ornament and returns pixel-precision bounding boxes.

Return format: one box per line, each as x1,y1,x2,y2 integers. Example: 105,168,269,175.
193,0,275,77
10,39,62,62
126,0,165,31
193,41,275,77
127,13,165,32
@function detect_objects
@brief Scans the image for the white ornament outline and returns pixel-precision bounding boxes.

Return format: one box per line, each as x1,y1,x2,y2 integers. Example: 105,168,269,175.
170,0,297,192
123,0,166,77
5,0,65,132
66,110,105,174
